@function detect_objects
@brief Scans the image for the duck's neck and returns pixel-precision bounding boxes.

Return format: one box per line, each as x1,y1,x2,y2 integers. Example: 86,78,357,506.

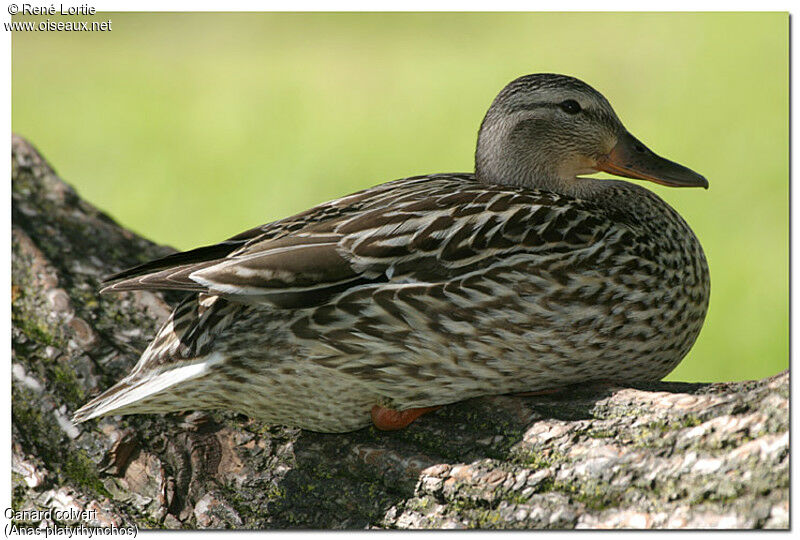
475,159,565,194
474,151,607,200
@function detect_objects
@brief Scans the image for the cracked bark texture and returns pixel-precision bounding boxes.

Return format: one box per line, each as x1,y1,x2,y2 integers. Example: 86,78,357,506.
11,134,789,529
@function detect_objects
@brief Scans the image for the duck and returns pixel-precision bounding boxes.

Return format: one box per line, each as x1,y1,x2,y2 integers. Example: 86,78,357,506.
73,73,710,433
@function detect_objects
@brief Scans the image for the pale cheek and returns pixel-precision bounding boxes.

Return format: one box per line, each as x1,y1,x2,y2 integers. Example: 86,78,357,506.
558,154,598,178
599,133,619,156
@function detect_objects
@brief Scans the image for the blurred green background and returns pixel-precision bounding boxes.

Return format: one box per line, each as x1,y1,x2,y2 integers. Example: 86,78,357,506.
12,12,788,383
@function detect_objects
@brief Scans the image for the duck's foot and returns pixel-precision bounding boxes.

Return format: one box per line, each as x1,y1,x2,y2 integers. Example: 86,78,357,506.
370,405,442,431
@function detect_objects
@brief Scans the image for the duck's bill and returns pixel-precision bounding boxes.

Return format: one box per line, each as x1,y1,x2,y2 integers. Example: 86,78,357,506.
596,131,708,189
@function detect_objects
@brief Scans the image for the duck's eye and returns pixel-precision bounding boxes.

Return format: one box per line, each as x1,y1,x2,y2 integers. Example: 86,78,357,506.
559,99,581,115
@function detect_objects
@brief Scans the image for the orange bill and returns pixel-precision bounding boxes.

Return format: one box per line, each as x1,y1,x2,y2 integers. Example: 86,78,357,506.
596,131,708,189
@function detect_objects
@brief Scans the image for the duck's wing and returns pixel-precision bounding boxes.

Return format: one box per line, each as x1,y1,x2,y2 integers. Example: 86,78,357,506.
101,175,439,294
101,176,611,309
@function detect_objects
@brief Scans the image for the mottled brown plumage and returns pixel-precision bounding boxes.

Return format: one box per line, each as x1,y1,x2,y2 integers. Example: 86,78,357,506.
73,74,710,432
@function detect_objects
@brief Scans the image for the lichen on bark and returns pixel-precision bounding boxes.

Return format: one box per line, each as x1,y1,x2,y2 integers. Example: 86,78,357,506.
10,134,788,529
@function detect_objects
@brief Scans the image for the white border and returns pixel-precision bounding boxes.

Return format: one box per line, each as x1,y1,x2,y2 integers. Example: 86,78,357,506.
3,5,794,537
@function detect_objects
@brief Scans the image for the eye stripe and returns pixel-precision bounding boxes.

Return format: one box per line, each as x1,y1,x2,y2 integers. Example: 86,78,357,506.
506,100,617,131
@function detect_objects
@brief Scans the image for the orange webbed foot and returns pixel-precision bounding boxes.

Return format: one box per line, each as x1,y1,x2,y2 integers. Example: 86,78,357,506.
370,405,442,430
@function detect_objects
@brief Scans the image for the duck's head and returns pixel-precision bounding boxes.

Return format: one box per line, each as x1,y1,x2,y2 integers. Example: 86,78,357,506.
475,73,708,194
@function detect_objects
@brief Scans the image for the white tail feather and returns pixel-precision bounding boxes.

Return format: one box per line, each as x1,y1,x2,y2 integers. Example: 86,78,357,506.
72,353,225,423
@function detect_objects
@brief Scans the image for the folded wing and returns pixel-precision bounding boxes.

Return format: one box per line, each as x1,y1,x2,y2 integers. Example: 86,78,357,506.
100,176,609,310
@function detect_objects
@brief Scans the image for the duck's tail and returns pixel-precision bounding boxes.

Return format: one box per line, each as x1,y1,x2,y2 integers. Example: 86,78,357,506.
71,353,225,423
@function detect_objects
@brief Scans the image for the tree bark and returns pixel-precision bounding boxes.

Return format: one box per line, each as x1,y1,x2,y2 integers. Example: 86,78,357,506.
10,134,788,529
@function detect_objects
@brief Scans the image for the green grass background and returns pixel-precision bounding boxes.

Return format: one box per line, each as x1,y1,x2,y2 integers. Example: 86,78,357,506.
12,12,788,383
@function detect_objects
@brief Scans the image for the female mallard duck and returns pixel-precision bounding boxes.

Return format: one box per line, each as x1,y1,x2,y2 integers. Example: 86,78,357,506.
73,73,710,433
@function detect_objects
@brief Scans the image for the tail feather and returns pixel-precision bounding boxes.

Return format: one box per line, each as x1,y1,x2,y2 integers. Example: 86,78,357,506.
100,263,213,294
72,353,225,423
